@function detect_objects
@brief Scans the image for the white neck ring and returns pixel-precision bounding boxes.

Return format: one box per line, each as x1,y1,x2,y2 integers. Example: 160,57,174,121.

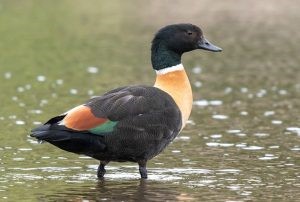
155,64,184,75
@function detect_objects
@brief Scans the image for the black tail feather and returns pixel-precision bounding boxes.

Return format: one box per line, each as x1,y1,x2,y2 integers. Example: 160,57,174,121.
30,124,106,155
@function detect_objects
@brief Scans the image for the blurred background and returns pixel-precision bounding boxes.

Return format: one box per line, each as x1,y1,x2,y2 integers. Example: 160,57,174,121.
0,0,299,201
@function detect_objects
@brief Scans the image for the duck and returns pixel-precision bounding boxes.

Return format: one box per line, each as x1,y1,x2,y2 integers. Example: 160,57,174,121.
31,23,222,179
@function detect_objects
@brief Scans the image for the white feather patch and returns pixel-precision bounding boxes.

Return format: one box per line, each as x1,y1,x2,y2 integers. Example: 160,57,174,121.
155,64,184,75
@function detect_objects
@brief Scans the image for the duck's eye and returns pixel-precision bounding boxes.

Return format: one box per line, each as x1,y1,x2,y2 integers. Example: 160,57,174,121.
186,31,193,36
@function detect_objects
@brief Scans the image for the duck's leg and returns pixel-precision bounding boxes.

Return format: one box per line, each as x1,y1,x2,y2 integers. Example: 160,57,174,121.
138,160,148,179
97,161,109,179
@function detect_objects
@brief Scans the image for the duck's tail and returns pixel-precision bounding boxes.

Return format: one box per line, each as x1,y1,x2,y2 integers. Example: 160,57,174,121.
30,116,106,156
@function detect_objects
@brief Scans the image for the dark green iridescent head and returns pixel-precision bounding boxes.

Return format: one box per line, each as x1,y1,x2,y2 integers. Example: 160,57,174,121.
151,23,222,70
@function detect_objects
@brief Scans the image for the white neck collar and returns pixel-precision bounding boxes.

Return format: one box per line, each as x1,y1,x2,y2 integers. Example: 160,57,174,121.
155,64,184,75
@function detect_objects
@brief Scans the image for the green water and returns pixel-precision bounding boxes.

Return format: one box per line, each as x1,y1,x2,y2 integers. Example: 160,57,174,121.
1,0,299,201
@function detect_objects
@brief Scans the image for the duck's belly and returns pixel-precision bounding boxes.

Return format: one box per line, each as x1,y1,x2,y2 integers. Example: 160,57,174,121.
93,130,179,162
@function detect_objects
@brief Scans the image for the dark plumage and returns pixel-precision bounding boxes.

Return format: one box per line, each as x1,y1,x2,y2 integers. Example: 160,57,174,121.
31,23,222,179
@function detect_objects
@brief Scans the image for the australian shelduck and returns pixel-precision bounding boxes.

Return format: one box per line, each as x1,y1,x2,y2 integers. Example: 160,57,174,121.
31,23,222,179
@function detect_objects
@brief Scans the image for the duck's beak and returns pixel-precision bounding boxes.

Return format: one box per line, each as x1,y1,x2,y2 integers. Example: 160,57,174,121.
198,38,222,52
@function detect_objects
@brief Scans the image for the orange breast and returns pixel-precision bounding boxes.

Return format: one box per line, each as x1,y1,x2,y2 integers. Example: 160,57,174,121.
154,69,193,128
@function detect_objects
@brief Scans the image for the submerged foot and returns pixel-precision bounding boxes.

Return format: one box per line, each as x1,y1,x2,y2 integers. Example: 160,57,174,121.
138,160,148,179
97,161,108,179
139,167,148,179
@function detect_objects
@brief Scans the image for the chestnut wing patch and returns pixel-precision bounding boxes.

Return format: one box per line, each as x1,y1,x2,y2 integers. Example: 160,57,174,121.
62,105,118,135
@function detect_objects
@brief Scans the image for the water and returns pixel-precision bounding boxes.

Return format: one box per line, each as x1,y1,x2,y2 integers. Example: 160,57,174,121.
1,0,300,201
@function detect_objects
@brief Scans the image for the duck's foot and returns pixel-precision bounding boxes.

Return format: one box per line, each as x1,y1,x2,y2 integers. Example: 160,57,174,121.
138,160,148,179
97,161,109,179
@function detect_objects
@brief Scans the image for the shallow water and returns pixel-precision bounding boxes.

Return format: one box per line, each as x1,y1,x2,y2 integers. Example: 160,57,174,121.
1,0,300,201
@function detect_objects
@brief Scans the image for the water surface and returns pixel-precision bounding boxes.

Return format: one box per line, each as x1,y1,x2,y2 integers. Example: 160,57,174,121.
0,0,299,201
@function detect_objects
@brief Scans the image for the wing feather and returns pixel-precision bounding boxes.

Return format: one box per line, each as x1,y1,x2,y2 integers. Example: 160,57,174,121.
57,86,181,136
62,105,107,131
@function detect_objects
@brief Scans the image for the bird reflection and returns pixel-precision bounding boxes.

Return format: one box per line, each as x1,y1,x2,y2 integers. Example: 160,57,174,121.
38,179,194,201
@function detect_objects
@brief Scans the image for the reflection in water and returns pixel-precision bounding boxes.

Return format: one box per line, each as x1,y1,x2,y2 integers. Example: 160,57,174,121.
37,180,192,202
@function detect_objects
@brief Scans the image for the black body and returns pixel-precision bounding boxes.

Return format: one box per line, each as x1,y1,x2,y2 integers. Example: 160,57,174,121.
31,86,182,163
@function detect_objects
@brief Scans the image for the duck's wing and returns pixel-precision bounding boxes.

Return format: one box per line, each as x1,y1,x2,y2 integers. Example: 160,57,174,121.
35,86,182,136
30,86,182,157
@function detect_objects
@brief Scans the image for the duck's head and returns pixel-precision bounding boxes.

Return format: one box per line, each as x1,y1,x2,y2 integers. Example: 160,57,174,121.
151,23,222,70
